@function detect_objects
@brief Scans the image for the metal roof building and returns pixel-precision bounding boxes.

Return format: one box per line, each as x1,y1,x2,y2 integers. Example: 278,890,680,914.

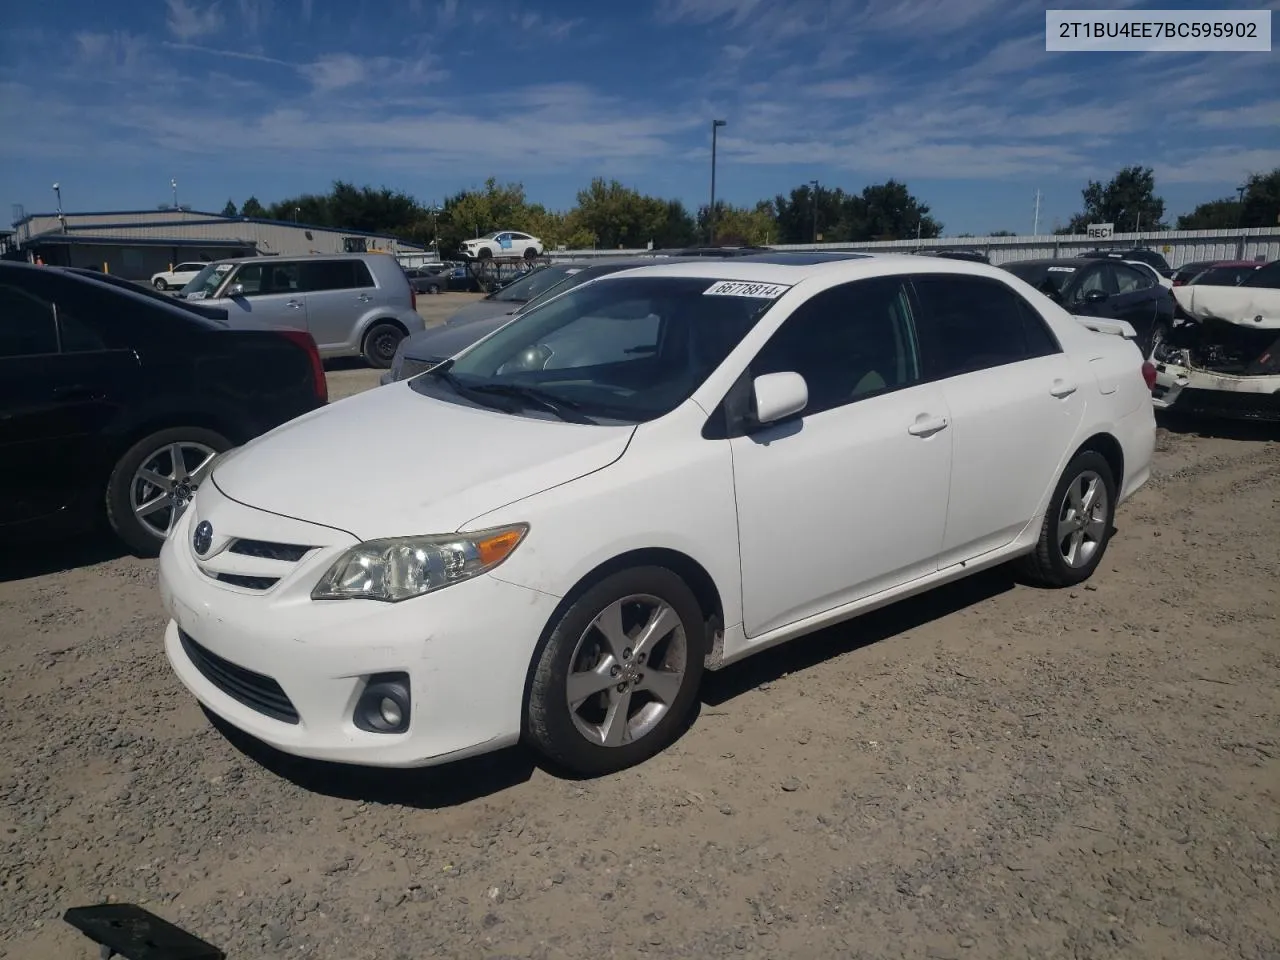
7,208,427,281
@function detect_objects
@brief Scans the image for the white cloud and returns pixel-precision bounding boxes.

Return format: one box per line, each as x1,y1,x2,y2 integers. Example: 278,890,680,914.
1156,148,1280,184
165,0,224,41
302,53,367,90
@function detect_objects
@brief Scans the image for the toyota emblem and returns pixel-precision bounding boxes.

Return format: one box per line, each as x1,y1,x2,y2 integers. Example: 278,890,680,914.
192,521,213,556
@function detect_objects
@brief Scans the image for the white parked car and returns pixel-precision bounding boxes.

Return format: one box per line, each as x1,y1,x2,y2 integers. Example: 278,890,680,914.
460,230,544,261
1123,260,1173,290
151,261,209,291
158,254,1156,776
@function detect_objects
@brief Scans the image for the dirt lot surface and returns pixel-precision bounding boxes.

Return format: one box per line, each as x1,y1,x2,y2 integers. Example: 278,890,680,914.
1,389,1277,959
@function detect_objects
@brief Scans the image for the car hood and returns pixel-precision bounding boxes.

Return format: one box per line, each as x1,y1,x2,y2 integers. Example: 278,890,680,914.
445,299,519,326
211,382,635,541
401,314,514,362
1174,284,1280,329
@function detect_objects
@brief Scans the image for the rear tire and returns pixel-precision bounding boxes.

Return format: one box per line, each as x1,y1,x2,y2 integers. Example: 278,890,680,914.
427,284,441,295
362,321,405,369
153,278,168,291
1016,450,1117,588
106,427,231,557
523,247,537,261
525,566,706,776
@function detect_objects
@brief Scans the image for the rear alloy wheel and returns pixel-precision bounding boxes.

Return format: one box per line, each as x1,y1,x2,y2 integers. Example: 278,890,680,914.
362,321,405,369
1016,450,1117,588
526,566,706,776
106,427,230,556
153,278,168,291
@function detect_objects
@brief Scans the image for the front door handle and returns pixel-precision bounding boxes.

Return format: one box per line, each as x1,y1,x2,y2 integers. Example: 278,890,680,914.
907,414,949,437
54,385,103,402
285,299,303,309
1050,378,1078,398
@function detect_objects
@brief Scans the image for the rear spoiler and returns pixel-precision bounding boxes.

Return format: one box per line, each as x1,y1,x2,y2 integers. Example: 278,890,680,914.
1072,315,1137,340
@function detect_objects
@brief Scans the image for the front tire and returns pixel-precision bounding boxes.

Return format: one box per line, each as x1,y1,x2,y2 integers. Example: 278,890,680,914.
1016,450,1117,588
477,247,493,260
426,284,441,295
362,321,404,369
106,427,231,557
525,566,706,776
153,278,168,291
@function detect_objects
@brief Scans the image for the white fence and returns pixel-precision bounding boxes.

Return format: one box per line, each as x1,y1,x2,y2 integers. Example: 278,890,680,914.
548,227,1280,269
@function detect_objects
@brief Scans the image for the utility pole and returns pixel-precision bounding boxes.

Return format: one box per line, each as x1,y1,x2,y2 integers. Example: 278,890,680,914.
810,179,819,243
1033,189,1042,236
1236,184,1247,228
171,178,178,210
709,119,727,245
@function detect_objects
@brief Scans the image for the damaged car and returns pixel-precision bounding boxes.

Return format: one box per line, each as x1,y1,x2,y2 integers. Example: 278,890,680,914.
1149,259,1280,420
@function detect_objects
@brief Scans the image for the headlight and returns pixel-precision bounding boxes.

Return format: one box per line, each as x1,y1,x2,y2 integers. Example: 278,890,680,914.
311,524,528,602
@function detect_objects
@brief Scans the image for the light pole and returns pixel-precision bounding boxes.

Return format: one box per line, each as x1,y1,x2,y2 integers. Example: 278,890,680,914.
294,206,300,223
430,205,441,258
52,182,65,230
810,179,819,243
709,119,727,245
1236,184,1247,228
170,178,178,210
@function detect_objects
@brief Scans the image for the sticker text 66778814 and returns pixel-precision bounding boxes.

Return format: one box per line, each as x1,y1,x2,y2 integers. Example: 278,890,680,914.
703,280,791,299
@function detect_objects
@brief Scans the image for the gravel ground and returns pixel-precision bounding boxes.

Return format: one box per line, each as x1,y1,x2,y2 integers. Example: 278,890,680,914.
1,383,1277,959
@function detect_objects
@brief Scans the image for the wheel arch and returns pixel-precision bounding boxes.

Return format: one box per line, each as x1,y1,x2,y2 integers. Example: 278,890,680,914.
1071,431,1124,490
518,546,727,731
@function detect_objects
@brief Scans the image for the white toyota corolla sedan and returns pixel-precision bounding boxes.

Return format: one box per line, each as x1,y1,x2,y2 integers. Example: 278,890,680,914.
159,253,1156,776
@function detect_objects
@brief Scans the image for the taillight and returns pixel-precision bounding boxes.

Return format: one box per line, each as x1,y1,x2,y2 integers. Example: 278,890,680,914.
1141,361,1157,391
279,329,328,403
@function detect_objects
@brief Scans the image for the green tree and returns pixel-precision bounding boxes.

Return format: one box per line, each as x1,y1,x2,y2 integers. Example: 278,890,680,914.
240,195,266,218
988,229,1016,236
1177,167,1280,230
697,200,777,245
438,178,533,256
773,183,852,243
572,178,674,249
221,199,238,217
1064,165,1166,234
851,180,943,240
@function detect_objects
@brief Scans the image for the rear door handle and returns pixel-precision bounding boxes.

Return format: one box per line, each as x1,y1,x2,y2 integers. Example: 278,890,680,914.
907,414,949,437
1050,378,1078,398
357,294,374,302
285,299,303,309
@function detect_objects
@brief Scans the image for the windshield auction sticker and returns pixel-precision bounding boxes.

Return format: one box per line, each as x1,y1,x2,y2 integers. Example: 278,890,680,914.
703,280,791,298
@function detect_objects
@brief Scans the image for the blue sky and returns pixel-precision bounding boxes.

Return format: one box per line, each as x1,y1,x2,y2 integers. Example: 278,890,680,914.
1,0,1277,235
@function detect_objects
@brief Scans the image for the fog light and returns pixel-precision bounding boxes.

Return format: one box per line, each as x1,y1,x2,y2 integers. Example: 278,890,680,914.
353,672,411,734
379,697,402,727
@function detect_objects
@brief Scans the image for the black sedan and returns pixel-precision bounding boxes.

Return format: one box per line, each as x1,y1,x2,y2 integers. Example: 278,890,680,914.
0,262,327,555
1002,257,1174,350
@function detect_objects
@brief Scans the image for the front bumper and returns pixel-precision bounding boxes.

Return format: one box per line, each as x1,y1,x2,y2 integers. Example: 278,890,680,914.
1151,362,1280,422
158,484,562,767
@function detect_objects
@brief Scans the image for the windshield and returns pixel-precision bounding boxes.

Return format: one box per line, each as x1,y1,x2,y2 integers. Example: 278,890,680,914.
479,231,500,240
412,275,786,423
181,262,235,299
514,265,621,314
489,265,578,303
1005,262,1076,295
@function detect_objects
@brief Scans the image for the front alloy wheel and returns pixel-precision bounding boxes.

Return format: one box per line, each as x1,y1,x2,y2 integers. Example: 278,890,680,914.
526,567,706,775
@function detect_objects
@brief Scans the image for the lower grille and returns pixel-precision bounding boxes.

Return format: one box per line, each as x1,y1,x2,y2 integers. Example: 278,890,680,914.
215,573,280,590
179,629,299,724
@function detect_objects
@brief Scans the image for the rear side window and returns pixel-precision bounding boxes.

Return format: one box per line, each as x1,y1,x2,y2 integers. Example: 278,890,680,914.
1242,261,1280,288
911,275,1060,379
0,282,58,357
300,259,375,292
1114,263,1152,293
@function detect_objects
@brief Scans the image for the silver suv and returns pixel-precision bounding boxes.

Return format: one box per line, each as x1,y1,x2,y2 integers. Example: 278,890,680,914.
179,254,424,368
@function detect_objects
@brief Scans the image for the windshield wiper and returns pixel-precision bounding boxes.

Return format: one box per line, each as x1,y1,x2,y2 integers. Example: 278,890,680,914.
466,383,596,424
426,362,520,413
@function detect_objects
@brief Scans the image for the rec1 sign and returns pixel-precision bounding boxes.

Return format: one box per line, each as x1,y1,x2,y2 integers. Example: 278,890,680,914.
1087,223,1115,240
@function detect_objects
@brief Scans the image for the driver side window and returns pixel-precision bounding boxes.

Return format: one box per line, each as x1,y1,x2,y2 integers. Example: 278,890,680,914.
750,278,921,417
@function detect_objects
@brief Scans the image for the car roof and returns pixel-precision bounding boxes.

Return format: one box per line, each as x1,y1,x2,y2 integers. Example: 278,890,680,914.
1003,258,1092,268
1199,260,1261,268
587,252,1019,286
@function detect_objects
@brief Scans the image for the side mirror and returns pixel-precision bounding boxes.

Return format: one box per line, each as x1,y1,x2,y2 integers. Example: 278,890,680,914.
1083,289,1109,303
752,372,808,426
227,283,246,297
